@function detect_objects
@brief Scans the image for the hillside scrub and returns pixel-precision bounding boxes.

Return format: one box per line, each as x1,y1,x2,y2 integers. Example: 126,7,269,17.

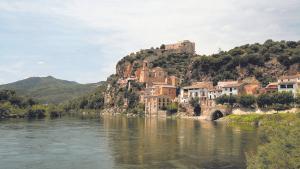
0,90,64,119
245,113,300,169
189,40,300,86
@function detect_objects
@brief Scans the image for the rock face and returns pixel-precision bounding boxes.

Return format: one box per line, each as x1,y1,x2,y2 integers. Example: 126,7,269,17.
104,40,300,113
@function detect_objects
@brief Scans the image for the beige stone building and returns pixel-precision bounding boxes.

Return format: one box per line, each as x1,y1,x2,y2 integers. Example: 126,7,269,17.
165,40,195,54
144,84,177,116
136,60,180,87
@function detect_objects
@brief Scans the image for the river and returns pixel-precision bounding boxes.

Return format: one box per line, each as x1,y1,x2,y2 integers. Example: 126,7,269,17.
0,116,259,169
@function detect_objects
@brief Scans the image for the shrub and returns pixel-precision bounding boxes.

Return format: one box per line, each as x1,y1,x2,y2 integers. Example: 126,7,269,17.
215,95,238,106
27,105,47,119
239,95,256,108
167,102,178,115
257,93,273,108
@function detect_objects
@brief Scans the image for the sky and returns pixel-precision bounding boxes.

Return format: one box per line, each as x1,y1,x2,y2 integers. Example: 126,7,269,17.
0,0,300,84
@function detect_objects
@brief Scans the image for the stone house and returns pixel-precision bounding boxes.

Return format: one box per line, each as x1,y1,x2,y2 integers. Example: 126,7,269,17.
179,82,214,104
144,84,177,116
217,81,243,96
277,74,300,96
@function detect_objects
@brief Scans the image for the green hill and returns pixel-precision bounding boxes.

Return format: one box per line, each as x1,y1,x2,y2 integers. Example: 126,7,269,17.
0,76,102,104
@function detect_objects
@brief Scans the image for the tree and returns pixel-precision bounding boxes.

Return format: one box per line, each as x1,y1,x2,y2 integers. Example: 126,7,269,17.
189,97,201,116
167,102,178,115
239,95,256,108
257,93,273,108
273,92,294,105
216,95,238,106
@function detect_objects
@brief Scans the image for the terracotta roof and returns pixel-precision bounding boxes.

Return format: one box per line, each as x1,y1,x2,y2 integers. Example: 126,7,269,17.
278,81,297,85
265,82,278,89
278,74,300,80
218,81,242,88
153,84,177,88
183,82,213,90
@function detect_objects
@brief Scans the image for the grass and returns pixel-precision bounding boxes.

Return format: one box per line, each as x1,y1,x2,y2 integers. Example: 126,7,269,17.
224,112,300,126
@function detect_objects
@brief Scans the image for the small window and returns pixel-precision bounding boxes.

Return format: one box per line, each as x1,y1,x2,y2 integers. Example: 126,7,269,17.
280,85,286,89
287,84,293,88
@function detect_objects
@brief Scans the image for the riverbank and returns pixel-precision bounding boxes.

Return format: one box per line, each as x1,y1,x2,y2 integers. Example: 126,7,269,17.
218,112,300,126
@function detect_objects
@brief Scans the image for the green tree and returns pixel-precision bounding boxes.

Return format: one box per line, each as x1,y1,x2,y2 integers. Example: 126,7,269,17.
189,97,201,116
216,95,238,106
167,102,178,115
239,95,256,108
257,93,273,108
273,92,294,105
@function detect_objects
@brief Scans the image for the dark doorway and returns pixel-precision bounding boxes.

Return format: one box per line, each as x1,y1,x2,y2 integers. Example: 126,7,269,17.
212,110,223,120
194,104,201,116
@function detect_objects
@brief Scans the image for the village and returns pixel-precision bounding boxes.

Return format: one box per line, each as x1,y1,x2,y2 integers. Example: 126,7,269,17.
115,40,300,119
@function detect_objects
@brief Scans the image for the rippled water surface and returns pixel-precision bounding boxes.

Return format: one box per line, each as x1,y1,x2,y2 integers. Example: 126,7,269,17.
0,116,259,169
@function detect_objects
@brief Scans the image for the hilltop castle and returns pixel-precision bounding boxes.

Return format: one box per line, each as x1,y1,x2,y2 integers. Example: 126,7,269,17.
164,40,195,54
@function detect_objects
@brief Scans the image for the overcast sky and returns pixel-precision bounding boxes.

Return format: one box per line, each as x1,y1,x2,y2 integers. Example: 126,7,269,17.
0,0,299,84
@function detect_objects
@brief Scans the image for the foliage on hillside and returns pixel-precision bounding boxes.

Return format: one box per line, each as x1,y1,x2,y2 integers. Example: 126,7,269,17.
0,90,63,119
189,40,300,86
63,84,106,112
0,76,102,104
116,40,300,87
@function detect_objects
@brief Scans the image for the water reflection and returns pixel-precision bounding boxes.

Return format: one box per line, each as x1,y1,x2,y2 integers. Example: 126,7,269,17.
101,116,258,169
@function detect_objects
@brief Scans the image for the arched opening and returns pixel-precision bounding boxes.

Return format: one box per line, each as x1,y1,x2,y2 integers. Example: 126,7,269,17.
194,104,201,116
212,110,223,121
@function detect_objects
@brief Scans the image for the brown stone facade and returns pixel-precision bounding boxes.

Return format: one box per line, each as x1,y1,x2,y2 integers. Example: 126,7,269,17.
165,40,195,54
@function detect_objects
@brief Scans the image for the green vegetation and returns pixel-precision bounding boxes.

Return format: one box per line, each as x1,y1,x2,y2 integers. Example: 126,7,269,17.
189,40,300,86
151,53,193,78
242,113,300,169
64,86,106,112
167,102,178,115
215,95,238,106
239,95,256,108
189,97,201,116
0,90,63,119
216,92,297,110
0,76,102,104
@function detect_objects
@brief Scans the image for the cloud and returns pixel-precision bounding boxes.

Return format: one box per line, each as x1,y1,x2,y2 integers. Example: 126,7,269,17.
0,0,299,84
37,61,45,65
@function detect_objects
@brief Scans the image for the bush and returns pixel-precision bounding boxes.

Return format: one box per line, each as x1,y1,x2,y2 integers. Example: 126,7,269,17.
239,95,256,108
189,97,200,107
246,113,300,169
272,92,294,105
215,95,238,106
257,93,273,108
167,102,178,115
27,105,47,119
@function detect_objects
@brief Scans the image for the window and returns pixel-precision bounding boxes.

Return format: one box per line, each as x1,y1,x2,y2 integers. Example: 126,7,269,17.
287,84,294,88
280,85,286,89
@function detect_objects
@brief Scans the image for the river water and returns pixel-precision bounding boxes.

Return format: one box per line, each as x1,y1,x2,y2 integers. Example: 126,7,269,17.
0,116,259,169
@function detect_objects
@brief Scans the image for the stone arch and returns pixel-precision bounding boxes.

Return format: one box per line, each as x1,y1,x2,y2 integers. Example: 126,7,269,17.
211,110,224,121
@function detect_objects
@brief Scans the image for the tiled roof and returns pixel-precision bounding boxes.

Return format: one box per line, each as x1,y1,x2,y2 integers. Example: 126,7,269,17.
183,82,213,89
218,81,242,88
278,74,300,80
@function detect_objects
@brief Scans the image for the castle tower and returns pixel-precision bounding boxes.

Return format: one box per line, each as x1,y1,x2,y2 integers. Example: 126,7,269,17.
139,60,149,83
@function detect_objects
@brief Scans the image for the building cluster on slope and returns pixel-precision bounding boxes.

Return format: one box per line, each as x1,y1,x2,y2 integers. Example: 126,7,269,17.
115,41,300,116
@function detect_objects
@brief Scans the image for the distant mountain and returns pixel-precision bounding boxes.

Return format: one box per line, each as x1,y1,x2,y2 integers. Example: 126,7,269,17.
0,76,103,104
